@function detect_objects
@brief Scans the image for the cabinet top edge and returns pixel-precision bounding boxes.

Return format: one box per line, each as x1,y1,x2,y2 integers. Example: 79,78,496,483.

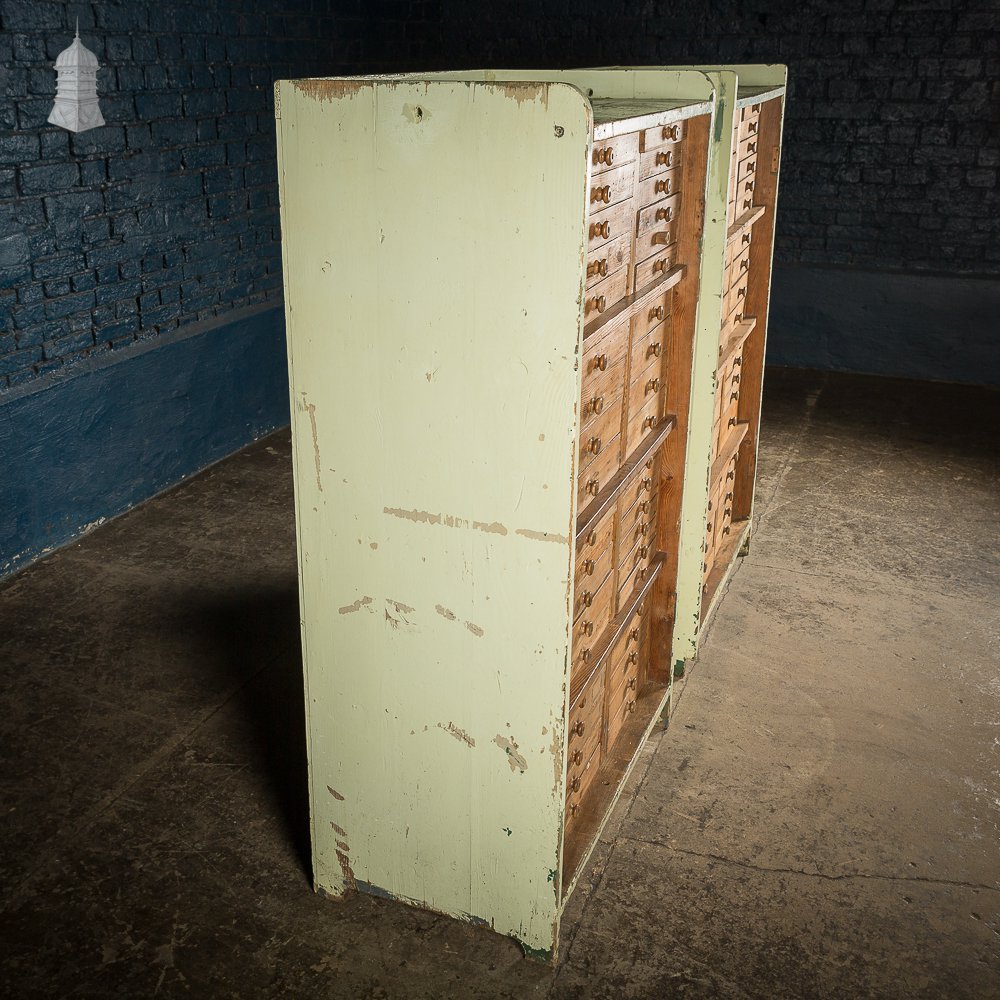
591,98,714,139
735,85,787,108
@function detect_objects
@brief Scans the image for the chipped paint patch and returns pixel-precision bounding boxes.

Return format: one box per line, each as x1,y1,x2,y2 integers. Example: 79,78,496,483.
335,849,356,889
302,396,323,492
292,78,366,103
494,734,528,773
389,599,414,615
331,822,347,838
465,621,485,637
435,604,457,621
338,596,373,615
515,527,570,544
438,721,475,747
472,520,508,535
383,506,508,535
499,82,549,108
327,786,345,801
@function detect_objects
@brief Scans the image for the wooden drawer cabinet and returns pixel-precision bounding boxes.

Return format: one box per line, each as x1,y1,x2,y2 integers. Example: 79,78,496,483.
277,65,784,961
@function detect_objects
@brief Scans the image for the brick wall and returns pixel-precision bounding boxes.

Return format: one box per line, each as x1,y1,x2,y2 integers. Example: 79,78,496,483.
0,0,368,391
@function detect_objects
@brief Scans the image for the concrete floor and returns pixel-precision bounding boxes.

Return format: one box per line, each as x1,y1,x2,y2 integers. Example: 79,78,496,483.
1,368,998,999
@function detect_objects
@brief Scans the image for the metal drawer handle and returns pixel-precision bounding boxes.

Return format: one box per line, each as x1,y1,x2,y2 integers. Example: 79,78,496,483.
588,258,609,278
573,720,585,737
655,206,672,223
742,198,753,211
594,146,614,166
655,150,673,167
588,436,602,455
662,124,681,141
590,395,604,415
649,305,665,322
655,178,672,194
594,353,608,371
583,558,595,575
592,184,612,204
646,377,660,394
582,620,594,636
591,220,611,240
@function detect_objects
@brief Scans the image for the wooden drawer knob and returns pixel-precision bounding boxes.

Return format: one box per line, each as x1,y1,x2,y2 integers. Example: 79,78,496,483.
748,121,758,134
742,198,753,211
730,391,739,402
642,477,652,491
593,353,608,372
569,803,578,817
725,491,734,501
655,206,673,222
572,749,583,766
646,377,660,394
740,258,750,272
654,178,672,194
629,627,640,642
662,123,681,141
627,676,637,691
638,500,650,514
652,232,672,245
734,357,742,366
733,374,741,383
726,470,735,481
639,521,648,536
573,720,585,737
627,699,636,713
583,558,595,575
594,146,614,166
582,620,594,636
741,232,751,245
570,776,581,793
581,648,591,663
737,287,747,299
628,650,638,665
638,601,645,614
649,341,662,358
747,141,757,154
638,566,647,581
655,150,673,167
728,417,737,428
589,395,604,415
744,180,754,194
592,184,612,204
638,544,649,559
643,415,656,430
588,436,602,455
591,220,611,240
586,478,599,496
653,259,668,275
581,589,594,606
649,304,665,322
588,258,609,278
586,528,597,546
590,294,607,313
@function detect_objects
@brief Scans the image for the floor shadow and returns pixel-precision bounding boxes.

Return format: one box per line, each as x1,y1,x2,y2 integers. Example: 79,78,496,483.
178,576,312,883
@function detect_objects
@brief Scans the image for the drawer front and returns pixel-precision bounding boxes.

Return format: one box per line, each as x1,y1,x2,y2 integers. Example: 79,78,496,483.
637,194,679,238
637,143,681,180
584,267,628,325
578,395,623,478
738,116,760,142
730,246,751,288
625,394,662,461
726,274,749,319
626,360,665,422
587,199,634,254
568,663,605,762
577,432,621,510
633,245,677,294
606,677,639,750
586,232,631,289
571,587,614,685
573,550,614,629
629,319,668,382
618,524,654,580
737,175,756,206
636,168,679,209
580,360,624,433
589,162,635,211
617,486,656,542
741,103,762,122
634,217,678,265
736,136,759,162
607,611,647,713
640,119,684,152
631,291,671,340
581,317,628,404
577,505,615,582
618,492,657,558
591,131,639,175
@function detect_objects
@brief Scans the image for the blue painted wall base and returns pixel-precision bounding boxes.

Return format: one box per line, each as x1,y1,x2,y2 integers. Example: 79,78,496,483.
768,266,1000,388
0,305,289,578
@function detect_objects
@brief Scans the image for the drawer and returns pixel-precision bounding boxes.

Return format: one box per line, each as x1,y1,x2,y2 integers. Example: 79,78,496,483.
567,663,604,767
565,740,601,828
634,218,678,265
737,116,759,143
631,291,671,341
587,199,634,254
737,175,756,205
736,153,758,185
606,675,639,750
619,456,657,513
617,485,656,541
640,119,684,152
580,359,624,433
589,162,635,211
618,520,655,577
571,579,614,682
730,246,751,288
626,362,664,427
577,431,621,510
573,551,614,628
636,194,679,238
726,274,749,318
578,393,623,478
586,232,630,289
609,600,647,669
607,612,647,712
591,131,639,175
633,245,677,294
741,103,762,122
637,143,682,180
584,267,628,325
617,493,657,559
736,136,760,162
636,168,679,208
577,504,615,581
625,393,661,459
581,317,628,405
629,318,668,382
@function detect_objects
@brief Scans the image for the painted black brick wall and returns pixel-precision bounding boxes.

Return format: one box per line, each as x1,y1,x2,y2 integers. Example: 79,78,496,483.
0,0,377,390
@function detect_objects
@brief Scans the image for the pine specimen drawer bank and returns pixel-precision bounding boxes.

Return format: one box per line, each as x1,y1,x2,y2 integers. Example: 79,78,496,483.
275,65,785,959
